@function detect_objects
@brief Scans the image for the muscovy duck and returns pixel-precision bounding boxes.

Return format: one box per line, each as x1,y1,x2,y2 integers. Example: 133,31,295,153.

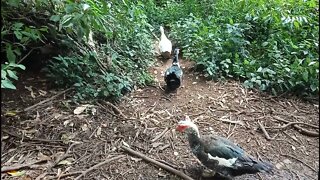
159,26,172,59
176,116,273,179
164,48,183,91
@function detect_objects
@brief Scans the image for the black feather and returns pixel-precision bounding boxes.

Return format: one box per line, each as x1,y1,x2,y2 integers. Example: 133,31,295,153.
164,48,183,91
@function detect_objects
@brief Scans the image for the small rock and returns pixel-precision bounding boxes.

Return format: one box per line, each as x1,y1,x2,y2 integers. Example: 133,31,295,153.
173,151,179,156
192,82,197,84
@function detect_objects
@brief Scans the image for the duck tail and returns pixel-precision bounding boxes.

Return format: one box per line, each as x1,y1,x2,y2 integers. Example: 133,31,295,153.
252,161,273,173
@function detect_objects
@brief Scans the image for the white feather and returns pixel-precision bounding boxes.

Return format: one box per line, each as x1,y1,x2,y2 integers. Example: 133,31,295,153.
159,26,172,53
207,153,237,167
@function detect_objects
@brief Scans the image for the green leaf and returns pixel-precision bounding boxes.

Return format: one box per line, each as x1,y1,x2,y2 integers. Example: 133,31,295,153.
6,45,16,63
7,70,18,80
13,22,24,29
14,31,22,40
257,67,263,73
50,15,61,22
302,71,308,82
1,70,7,79
310,84,317,92
308,61,316,66
8,0,20,7
293,21,300,29
1,79,16,89
262,42,268,47
9,63,26,70
61,15,73,27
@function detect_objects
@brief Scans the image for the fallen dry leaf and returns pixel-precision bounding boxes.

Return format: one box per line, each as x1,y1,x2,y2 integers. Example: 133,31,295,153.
58,159,73,165
130,157,142,162
96,126,102,136
5,111,17,117
38,90,47,96
7,170,26,177
81,124,89,132
73,104,91,115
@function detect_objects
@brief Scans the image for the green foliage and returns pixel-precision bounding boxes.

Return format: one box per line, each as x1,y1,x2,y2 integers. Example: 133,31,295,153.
46,0,155,101
1,0,48,90
165,0,319,96
1,0,155,100
1,62,26,89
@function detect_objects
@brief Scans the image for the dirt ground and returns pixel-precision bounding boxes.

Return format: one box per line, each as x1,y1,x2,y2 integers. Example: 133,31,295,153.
1,56,319,180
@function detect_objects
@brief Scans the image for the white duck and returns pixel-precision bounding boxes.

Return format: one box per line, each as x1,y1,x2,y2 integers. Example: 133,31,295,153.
159,26,172,59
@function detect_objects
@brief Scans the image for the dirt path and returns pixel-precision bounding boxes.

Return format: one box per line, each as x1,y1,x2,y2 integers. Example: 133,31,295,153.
1,57,319,180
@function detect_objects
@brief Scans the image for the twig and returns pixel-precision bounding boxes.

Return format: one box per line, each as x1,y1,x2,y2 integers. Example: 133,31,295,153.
17,49,34,64
216,118,244,126
1,159,47,172
257,121,275,141
74,155,125,180
227,124,237,139
48,142,81,171
121,146,193,180
151,128,169,142
2,129,64,144
161,96,171,102
102,101,127,119
156,159,180,169
265,122,318,130
24,88,73,112
272,116,318,129
273,116,319,137
280,154,317,172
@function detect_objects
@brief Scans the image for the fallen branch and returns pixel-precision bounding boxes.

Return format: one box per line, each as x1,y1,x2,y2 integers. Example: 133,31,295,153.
74,155,125,180
1,159,47,172
257,121,275,141
273,116,319,137
280,154,317,173
24,88,73,112
151,128,169,142
121,146,193,180
265,122,318,130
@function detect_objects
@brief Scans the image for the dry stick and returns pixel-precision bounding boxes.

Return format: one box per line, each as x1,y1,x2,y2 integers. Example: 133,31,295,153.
1,159,47,172
273,116,319,137
280,154,317,173
74,155,125,180
273,117,319,129
103,101,127,119
265,122,318,130
216,118,244,126
121,146,193,180
156,159,180,169
17,48,34,64
23,88,73,112
2,129,64,144
258,121,275,141
151,128,169,142
48,142,81,171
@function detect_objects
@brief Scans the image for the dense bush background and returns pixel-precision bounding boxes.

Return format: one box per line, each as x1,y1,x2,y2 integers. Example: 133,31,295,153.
1,0,319,100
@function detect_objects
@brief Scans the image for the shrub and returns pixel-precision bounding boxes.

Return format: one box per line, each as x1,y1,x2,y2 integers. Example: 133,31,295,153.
169,0,319,95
